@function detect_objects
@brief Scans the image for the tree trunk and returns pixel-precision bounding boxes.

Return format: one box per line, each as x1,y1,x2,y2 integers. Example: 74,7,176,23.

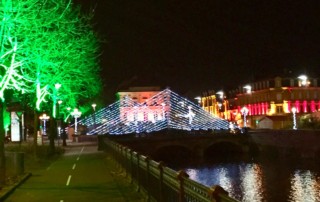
33,110,40,158
0,102,6,186
49,118,56,154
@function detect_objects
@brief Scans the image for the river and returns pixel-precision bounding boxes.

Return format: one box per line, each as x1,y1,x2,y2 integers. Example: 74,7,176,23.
169,157,320,202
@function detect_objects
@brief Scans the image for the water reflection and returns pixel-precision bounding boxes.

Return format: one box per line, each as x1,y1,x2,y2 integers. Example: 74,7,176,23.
289,170,320,202
240,164,264,202
184,162,320,202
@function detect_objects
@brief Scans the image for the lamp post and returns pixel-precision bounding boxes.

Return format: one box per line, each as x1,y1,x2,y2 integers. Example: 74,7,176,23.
298,75,308,87
216,91,224,99
39,114,50,135
292,107,297,130
71,108,82,139
53,83,61,118
57,100,63,116
217,91,227,119
243,85,252,94
241,107,249,128
56,100,63,145
194,96,201,106
92,103,96,131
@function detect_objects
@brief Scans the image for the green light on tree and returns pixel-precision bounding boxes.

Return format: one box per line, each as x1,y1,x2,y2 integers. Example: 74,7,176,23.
0,0,102,185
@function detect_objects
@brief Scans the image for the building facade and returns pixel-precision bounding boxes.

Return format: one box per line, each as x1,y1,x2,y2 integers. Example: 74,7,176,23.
117,86,162,103
117,86,168,123
201,75,320,129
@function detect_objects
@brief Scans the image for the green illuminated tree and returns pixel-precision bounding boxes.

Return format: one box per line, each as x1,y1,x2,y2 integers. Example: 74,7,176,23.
12,0,101,111
22,0,101,152
0,0,101,184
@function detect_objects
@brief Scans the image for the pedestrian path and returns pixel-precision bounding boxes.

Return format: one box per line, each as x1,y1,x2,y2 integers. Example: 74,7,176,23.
4,142,145,202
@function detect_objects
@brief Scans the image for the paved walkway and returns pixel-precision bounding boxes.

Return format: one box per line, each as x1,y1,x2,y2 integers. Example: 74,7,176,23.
1,141,145,202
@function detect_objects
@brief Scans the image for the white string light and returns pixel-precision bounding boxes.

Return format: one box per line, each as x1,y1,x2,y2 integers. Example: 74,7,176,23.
78,89,229,135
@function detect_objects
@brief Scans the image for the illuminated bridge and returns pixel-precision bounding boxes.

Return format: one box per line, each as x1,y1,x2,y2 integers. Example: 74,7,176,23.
80,89,229,135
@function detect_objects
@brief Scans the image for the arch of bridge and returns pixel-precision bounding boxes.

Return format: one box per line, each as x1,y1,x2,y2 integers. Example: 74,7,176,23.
144,135,251,157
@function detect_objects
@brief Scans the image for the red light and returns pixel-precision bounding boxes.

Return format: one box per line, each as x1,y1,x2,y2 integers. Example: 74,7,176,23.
295,100,300,113
311,100,315,112
303,100,307,113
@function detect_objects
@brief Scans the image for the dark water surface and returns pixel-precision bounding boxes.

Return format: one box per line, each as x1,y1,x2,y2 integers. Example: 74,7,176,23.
170,158,320,202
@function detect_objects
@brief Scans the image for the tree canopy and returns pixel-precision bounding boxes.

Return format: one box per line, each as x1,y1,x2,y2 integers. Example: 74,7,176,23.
1,0,102,113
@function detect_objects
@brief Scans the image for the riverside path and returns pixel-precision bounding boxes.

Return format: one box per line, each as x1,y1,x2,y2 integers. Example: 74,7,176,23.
5,143,144,202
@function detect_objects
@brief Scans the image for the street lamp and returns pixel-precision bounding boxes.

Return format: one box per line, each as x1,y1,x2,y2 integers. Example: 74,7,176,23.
241,107,249,127
216,91,224,99
194,96,201,106
56,100,63,143
298,75,309,87
71,108,82,136
292,107,297,130
216,91,227,119
39,113,50,135
53,83,61,118
243,85,252,94
92,103,97,131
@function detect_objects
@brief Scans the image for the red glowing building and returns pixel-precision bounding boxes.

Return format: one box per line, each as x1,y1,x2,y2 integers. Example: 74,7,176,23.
116,87,168,123
201,75,320,129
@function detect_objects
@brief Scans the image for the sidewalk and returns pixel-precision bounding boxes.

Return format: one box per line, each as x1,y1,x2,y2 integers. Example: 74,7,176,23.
1,141,145,201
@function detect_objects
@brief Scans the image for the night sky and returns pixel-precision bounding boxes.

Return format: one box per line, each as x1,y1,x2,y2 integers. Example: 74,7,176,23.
75,0,320,102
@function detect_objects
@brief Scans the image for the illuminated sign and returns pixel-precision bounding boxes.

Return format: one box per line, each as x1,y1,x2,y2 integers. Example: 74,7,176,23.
11,112,20,142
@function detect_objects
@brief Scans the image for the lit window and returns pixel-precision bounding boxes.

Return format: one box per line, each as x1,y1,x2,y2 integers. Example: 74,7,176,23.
276,106,283,113
137,112,144,121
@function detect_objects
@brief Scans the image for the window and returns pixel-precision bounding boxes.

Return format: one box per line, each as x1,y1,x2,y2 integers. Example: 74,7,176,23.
276,106,283,113
276,93,282,101
290,79,294,87
282,79,290,87
275,78,281,88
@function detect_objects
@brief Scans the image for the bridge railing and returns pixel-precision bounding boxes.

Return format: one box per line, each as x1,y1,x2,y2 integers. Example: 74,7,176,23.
104,138,239,202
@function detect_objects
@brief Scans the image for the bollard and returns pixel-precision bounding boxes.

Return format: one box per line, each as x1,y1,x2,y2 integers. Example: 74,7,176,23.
37,130,43,145
6,152,25,176
13,152,25,175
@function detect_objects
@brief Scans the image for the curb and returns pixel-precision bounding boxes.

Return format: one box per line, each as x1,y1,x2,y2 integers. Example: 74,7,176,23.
0,172,32,201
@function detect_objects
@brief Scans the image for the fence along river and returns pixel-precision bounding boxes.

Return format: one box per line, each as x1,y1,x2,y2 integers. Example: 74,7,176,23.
103,138,239,202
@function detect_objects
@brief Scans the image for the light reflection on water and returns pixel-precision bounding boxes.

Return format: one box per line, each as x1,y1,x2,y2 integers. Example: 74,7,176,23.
184,163,320,202
289,170,320,202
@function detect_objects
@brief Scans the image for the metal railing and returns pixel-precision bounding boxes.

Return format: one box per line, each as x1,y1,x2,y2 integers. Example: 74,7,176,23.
105,139,239,202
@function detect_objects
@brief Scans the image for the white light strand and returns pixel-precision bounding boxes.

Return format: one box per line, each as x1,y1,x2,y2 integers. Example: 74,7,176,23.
78,89,229,135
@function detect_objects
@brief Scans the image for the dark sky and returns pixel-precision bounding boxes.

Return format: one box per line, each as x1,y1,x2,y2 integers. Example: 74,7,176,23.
75,0,320,102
